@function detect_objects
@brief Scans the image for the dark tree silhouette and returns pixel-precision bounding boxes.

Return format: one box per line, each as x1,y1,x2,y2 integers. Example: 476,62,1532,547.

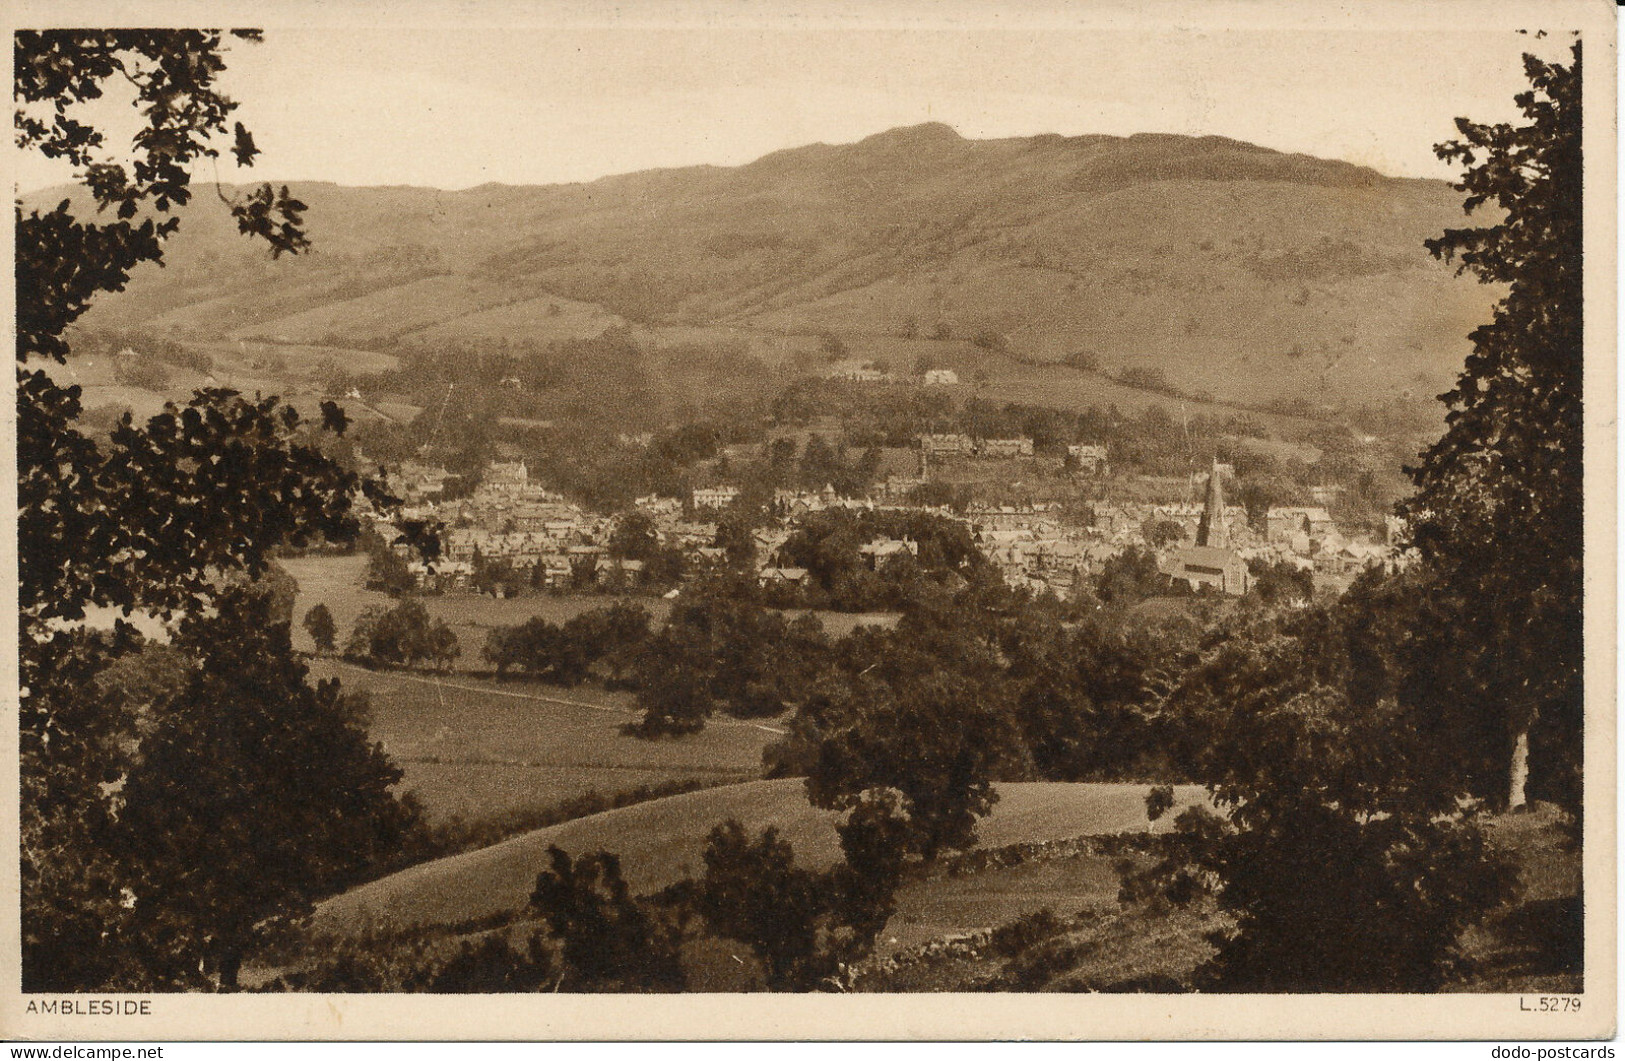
115,588,416,988
1400,41,1582,810
529,847,685,991
17,30,417,990
303,603,338,653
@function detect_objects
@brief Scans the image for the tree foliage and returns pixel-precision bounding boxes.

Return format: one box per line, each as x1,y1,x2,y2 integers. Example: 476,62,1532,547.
1400,41,1583,809
114,589,417,988
1141,598,1518,990
345,599,461,671
303,602,338,653
804,668,1019,859
528,847,685,991
693,815,906,990
17,30,418,990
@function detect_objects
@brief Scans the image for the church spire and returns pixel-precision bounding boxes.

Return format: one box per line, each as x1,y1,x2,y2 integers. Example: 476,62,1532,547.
1196,457,1226,548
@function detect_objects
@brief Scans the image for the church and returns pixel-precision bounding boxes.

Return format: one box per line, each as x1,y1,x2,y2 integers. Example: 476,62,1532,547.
1159,458,1251,596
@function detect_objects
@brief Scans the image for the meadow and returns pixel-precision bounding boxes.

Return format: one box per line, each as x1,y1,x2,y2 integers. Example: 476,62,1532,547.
282,555,674,665
284,557,906,833
284,555,900,662
311,779,1208,938
306,658,775,825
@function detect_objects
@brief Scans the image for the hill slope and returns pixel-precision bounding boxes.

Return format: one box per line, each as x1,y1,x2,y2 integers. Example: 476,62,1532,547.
36,124,1494,408
310,778,1208,938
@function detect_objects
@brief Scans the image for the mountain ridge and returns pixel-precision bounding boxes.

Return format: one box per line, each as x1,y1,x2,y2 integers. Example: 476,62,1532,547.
38,124,1495,410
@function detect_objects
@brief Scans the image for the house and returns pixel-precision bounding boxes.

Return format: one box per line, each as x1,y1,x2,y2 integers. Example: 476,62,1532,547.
757,566,810,588
1314,541,1390,577
858,538,919,569
1266,506,1337,544
828,360,892,384
538,555,575,589
1068,443,1109,474
692,486,741,510
484,460,531,494
967,503,1042,533
443,527,492,562
923,368,960,386
407,559,473,591
978,437,1034,458
691,546,729,565
635,494,683,517
1159,545,1251,596
594,557,645,587
390,461,456,502
919,433,975,460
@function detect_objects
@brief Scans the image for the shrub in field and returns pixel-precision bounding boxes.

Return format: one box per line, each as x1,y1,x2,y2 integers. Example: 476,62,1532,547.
346,599,460,671
691,813,907,991
529,846,686,992
303,603,337,653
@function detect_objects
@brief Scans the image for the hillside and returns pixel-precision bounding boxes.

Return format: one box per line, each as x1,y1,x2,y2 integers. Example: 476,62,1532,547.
311,779,1209,938
33,124,1495,411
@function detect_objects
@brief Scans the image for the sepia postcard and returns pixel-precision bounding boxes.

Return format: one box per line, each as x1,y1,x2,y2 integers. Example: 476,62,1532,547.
2,0,1617,1042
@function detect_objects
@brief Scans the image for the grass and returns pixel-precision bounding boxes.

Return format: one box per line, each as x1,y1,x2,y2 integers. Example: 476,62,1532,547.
1449,803,1584,993
306,658,775,826
854,801,1586,993
198,338,401,376
281,555,674,666
283,555,908,839
311,779,1207,940
239,276,522,347
283,555,901,662
883,854,1123,955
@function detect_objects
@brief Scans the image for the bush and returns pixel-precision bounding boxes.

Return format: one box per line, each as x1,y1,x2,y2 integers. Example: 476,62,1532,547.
989,907,1066,958
346,599,459,671
302,603,337,653
266,928,557,993
693,814,905,991
529,846,685,991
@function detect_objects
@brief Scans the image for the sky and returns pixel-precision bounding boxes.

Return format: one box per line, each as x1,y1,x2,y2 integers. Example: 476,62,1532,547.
13,2,1589,193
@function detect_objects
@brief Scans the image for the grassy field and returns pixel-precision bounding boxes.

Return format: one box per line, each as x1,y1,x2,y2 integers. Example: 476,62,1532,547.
307,658,775,825
282,555,675,665
882,853,1122,955
283,555,899,661
283,556,904,837
311,779,1207,938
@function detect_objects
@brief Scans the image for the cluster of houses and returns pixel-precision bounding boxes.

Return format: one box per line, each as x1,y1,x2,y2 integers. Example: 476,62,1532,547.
372,443,1394,601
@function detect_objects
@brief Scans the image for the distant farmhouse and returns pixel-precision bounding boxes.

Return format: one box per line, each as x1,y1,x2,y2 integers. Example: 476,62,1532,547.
827,360,893,384
922,368,959,386
692,485,742,510
979,437,1035,458
1068,443,1109,474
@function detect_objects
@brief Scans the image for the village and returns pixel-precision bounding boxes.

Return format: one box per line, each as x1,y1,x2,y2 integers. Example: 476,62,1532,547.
371,429,1401,604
